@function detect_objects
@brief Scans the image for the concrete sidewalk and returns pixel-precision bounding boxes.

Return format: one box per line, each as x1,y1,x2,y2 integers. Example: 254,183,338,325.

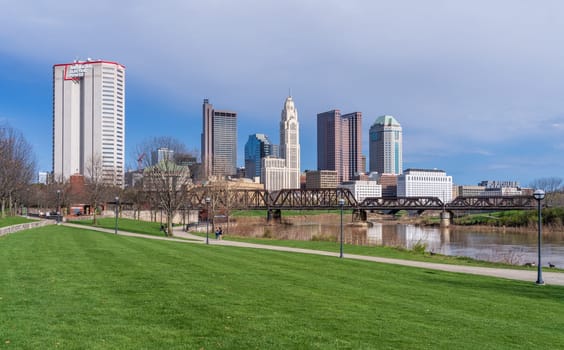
62,222,564,286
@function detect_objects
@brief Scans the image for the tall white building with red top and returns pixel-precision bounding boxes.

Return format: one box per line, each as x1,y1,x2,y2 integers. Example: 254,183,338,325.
53,59,125,187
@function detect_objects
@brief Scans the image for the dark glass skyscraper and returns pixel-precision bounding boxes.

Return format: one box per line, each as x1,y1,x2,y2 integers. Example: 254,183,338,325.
244,133,277,179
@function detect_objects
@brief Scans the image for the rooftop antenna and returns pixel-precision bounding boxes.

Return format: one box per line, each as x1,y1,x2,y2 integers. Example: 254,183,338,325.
288,88,291,97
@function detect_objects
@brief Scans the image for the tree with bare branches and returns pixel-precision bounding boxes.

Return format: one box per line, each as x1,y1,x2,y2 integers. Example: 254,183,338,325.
0,125,36,217
144,160,192,236
84,154,112,224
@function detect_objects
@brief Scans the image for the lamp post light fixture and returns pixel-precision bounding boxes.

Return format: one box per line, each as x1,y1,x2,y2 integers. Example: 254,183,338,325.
205,197,211,245
56,190,61,224
339,197,345,258
114,196,120,235
533,189,546,285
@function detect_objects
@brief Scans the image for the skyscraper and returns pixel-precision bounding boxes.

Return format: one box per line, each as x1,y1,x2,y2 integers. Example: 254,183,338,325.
201,99,237,178
244,133,276,179
262,95,301,191
369,115,402,175
52,59,125,187
279,96,300,188
316,109,362,182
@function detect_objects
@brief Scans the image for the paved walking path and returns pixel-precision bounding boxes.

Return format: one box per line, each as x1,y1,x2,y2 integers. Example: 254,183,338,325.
62,223,564,286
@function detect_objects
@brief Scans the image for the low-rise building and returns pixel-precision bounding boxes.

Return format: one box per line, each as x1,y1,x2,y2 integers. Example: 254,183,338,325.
339,180,382,202
397,169,453,203
305,170,339,189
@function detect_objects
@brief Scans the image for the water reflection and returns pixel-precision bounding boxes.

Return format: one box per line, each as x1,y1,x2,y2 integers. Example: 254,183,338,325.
233,220,564,267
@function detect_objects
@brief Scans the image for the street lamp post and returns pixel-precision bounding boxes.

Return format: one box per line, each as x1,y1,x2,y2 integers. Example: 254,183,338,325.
533,189,545,285
205,197,211,245
56,190,61,224
114,196,120,235
339,198,345,258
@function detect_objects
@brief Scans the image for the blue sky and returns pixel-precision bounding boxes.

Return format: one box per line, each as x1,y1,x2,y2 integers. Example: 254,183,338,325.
1,0,563,186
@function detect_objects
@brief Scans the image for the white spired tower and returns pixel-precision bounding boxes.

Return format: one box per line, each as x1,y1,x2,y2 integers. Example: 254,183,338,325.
261,95,301,191
53,59,125,187
279,95,300,189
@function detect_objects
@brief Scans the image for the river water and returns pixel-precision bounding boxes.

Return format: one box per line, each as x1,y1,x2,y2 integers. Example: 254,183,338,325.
231,221,564,267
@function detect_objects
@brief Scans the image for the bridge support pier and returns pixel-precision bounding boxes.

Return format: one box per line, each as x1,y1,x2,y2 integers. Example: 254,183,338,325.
352,209,367,222
440,211,451,228
267,209,282,223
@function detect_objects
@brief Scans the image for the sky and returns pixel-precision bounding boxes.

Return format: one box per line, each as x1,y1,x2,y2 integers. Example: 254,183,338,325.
1,0,563,186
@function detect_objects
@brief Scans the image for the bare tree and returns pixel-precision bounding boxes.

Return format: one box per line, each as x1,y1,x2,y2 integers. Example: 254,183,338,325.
529,177,564,206
144,160,192,236
0,125,36,217
529,177,563,193
85,154,111,225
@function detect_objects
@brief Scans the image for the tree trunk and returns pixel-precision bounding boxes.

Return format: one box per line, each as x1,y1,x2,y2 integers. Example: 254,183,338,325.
167,212,173,237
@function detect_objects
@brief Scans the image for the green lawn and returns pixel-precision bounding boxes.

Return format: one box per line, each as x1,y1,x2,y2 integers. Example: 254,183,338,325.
68,217,167,237
191,232,546,270
1,226,564,349
0,216,35,228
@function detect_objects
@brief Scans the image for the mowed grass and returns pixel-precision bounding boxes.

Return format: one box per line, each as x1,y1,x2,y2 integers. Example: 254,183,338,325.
0,216,35,228
2,226,564,349
69,217,166,236
193,232,542,270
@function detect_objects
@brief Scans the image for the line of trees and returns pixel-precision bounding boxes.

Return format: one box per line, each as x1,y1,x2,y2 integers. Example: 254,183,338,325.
0,125,36,218
529,177,564,207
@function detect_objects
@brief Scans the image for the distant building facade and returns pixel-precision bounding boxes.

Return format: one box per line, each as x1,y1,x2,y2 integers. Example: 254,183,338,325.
369,115,402,175
53,59,126,187
397,169,453,203
457,185,523,197
37,171,49,184
151,148,174,165
339,180,382,202
201,99,237,178
478,180,520,188
376,173,398,197
305,170,339,189
317,110,362,182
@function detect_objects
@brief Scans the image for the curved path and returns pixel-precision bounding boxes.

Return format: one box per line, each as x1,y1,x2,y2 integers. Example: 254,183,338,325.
61,223,564,286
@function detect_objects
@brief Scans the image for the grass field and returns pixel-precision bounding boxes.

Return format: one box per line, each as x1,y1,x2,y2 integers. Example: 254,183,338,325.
1,226,564,349
191,231,546,270
68,217,167,237
0,216,35,228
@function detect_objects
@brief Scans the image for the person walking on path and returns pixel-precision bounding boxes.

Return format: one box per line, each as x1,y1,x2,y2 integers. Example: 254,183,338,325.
218,226,223,240
215,227,220,240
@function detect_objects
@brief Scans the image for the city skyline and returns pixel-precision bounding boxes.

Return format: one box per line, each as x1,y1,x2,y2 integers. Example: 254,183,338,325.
1,1,563,186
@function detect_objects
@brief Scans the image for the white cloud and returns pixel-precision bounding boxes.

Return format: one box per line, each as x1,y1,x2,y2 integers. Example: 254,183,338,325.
2,0,564,180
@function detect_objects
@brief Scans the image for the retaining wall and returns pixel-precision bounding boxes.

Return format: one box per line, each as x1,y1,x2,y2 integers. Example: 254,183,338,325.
0,220,53,237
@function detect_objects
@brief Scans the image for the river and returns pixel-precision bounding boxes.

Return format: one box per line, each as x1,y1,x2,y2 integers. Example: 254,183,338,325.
230,219,564,267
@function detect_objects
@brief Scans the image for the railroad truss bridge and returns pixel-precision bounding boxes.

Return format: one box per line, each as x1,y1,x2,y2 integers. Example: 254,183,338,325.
184,188,537,222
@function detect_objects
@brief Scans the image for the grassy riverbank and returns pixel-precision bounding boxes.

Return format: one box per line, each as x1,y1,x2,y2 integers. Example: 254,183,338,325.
2,225,564,349
68,217,167,237
0,216,35,228
195,232,551,270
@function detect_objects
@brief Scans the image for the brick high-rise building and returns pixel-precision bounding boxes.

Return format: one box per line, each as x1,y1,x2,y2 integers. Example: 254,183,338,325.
316,109,362,183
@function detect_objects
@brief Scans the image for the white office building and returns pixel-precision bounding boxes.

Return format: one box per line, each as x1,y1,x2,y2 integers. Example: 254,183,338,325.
397,169,453,203
53,59,125,186
339,180,382,202
262,96,301,191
